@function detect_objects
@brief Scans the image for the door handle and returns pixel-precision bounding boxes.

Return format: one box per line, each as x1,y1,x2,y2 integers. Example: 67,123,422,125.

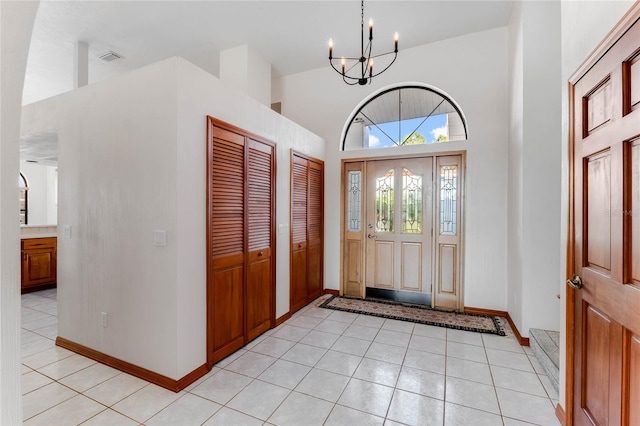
567,275,582,290
367,234,377,239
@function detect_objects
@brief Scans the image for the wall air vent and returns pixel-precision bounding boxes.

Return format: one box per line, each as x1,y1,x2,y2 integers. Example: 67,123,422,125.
98,51,124,62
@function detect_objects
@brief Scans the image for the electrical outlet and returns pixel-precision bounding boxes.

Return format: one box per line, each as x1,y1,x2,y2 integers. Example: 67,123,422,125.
101,312,108,327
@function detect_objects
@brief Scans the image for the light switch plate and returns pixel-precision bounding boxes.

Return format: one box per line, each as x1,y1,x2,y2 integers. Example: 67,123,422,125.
154,230,167,246
63,225,72,238
278,224,289,234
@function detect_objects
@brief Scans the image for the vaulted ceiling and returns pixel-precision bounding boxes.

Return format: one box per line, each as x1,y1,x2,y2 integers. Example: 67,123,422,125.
23,1,514,106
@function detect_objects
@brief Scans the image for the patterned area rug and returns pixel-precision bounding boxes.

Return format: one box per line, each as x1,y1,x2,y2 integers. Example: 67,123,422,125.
319,296,506,336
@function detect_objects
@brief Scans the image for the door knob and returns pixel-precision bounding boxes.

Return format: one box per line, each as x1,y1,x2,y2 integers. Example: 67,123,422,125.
567,275,582,289
367,234,377,239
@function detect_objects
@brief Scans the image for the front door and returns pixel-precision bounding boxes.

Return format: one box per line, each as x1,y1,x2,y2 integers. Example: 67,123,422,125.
365,158,434,303
569,13,640,425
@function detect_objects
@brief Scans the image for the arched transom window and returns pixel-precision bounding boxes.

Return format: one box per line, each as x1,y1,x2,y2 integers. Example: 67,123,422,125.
19,172,28,225
341,84,467,151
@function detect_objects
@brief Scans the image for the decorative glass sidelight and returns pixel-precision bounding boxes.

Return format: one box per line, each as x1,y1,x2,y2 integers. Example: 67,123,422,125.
376,169,394,232
440,165,457,235
347,171,362,232
402,168,422,234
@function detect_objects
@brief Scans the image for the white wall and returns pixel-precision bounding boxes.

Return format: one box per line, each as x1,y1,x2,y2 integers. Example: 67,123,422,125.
557,0,635,413
274,28,510,311
174,59,324,375
21,56,324,380
19,160,57,225
220,45,272,107
0,1,39,422
507,0,524,334
507,1,562,339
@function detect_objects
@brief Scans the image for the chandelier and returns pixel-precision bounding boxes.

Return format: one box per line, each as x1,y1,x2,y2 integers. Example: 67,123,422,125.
328,0,399,86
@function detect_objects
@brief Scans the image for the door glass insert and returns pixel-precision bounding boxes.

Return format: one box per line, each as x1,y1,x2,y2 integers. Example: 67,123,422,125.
402,168,422,234
347,171,362,232
376,169,394,233
440,165,457,235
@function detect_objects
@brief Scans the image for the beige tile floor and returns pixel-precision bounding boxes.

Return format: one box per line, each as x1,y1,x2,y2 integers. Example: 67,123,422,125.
21,289,561,425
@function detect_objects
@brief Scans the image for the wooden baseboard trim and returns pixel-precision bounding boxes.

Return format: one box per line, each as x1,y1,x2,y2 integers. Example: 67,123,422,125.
56,337,208,392
464,306,507,317
506,313,530,346
177,364,209,390
275,312,291,327
555,403,566,426
464,306,530,346
323,289,339,296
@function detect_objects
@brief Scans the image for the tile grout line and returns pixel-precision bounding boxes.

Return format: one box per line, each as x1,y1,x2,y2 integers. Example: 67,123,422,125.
22,292,560,426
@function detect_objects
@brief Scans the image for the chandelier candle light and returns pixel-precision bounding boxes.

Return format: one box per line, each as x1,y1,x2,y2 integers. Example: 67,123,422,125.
328,0,399,85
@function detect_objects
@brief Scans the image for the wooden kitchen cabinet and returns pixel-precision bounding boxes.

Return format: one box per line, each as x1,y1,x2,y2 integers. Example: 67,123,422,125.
21,237,57,292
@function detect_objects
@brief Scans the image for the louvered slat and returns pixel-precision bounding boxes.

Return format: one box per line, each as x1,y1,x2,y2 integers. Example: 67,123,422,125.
211,137,244,258
292,160,308,244
248,143,272,251
308,165,323,241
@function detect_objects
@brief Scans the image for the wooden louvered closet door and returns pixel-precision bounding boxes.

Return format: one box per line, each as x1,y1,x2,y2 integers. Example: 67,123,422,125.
307,160,323,301
290,152,324,314
207,117,275,367
291,155,308,313
246,139,274,341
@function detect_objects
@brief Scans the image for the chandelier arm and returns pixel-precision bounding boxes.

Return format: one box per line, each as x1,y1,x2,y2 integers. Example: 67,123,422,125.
369,50,397,59
369,52,398,78
328,60,359,79
331,55,362,61
343,75,360,85
344,60,361,73
330,58,368,81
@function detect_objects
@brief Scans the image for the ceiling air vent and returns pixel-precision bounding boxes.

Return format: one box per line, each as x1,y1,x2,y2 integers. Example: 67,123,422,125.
98,51,124,62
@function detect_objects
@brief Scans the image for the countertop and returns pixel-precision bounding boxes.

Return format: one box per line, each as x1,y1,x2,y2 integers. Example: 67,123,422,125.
21,234,57,240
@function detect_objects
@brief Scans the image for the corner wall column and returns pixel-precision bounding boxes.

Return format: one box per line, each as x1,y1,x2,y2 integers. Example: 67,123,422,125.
219,44,271,107
0,1,40,423
73,40,88,89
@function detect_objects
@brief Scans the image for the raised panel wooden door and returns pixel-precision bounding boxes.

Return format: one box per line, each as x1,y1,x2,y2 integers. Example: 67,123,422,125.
365,159,433,297
291,154,309,313
246,139,274,341
570,15,640,426
22,248,56,287
207,124,246,365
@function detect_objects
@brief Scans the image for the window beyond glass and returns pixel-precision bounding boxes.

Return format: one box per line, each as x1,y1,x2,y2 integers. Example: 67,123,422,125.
19,173,28,225
342,85,467,151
